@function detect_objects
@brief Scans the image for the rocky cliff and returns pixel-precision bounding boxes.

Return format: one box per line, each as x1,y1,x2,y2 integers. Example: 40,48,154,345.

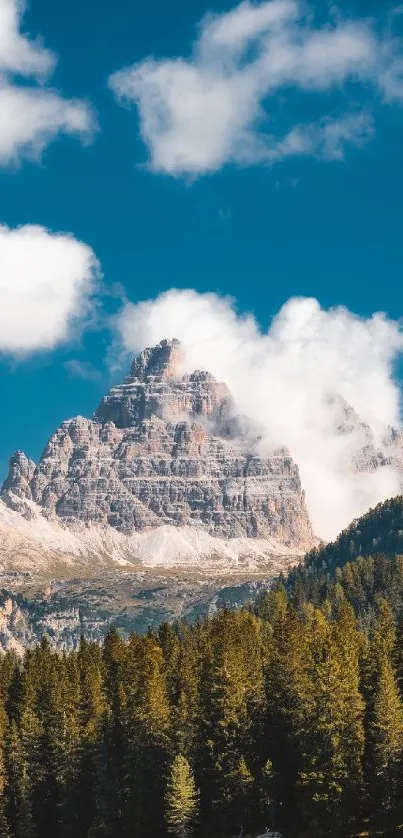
1,340,314,550
324,392,403,475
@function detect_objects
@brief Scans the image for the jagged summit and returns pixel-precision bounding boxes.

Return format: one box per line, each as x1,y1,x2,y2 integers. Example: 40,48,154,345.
95,338,232,429
130,338,183,381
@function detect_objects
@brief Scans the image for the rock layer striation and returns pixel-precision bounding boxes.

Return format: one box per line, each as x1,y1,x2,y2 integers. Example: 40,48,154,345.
1,340,314,550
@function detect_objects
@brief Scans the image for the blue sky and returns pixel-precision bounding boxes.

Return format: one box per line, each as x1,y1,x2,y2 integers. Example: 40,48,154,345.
1,0,403,479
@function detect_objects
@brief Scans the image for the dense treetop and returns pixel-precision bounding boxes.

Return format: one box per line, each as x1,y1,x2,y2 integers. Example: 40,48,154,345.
1,495,403,837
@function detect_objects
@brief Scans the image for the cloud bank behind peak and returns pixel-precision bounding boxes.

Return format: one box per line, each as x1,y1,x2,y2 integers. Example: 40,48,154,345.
116,289,403,539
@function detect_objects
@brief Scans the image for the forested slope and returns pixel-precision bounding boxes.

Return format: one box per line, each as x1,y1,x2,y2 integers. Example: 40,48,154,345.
1,497,403,838
284,495,403,606
0,595,403,836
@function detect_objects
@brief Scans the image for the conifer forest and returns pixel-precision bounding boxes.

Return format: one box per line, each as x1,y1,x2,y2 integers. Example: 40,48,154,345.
1,498,403,837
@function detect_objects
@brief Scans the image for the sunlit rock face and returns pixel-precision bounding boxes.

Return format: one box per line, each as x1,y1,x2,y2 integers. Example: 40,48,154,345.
1,339,314,550
95,338,232,427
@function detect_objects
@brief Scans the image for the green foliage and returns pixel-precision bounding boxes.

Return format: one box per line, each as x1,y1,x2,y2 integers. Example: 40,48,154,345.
2,496,403,836
165,754,199,837
283,496,403,609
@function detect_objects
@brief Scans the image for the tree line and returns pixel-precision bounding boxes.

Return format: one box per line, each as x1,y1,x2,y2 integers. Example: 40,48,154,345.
0,578,403,837
286,495,403,593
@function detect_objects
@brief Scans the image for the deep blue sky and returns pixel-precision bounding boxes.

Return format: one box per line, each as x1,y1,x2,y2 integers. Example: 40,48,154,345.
1,0,403,478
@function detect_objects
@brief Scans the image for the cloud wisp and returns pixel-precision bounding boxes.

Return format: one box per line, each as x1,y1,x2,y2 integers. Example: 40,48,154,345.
116,289,403,539
0,225,100,354
110,0,403,176
64,359,102,381
0,0,95,165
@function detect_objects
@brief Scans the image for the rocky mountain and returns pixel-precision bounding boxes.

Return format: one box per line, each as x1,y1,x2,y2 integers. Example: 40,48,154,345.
1,339,314,550
325,392,403,474
1,338,403,652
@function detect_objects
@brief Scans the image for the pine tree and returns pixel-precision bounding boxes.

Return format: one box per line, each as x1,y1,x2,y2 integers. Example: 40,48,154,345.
100,626,128,838
361,598,403,834
122,631,170,837
258,758,279,830
296,606,364,836
6,720,35,838
5,574,403,837
6,657,42,838
196,610,265,834
170,626,201,760
0,702,11,837
264,603,312,833
73,639,106,838
165,754,199,838
370,653,403,812
394,607,403,697
230,756,253,831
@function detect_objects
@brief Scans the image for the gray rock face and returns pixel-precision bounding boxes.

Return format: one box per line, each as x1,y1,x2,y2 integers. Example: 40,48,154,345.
326,393,403,476
1,340,314,550
382,427,403,474
0,573,287,653
2,451,36,502
95,338,232,429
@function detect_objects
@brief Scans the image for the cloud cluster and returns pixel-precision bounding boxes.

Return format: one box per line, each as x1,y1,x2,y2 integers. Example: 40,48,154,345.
0,225,100,353
0,0,95,165
109,0,403,176
117,290,403,538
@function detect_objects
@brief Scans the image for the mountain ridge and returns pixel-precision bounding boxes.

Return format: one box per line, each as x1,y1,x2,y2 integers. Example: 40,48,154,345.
1,338,314,551
1,339,403,651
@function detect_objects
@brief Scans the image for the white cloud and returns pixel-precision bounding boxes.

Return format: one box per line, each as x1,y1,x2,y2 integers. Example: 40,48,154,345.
0,86,93,164
116,289,403,539
109,0,403,176
0,0,54,77
0,224,100,353
0,0,94,165
255,112,374,163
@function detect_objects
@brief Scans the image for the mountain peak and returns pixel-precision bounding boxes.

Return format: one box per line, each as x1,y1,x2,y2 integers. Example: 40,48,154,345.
130,338,183,381
95,338,230,428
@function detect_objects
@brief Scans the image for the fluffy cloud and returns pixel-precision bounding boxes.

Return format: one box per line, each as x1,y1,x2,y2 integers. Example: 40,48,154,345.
117,289,403,538
0,225,100,353
109,0,403,176
0,0,94,165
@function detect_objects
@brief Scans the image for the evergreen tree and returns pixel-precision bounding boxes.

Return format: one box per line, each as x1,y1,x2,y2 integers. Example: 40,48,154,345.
370,653,403,812
198,610,264,833
5,719,35,838
100,626,128,838
122,631,170,837
165,754,199,838
0,701,11,837
73,638,106,838
297,607,364,836
258,758,279,830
